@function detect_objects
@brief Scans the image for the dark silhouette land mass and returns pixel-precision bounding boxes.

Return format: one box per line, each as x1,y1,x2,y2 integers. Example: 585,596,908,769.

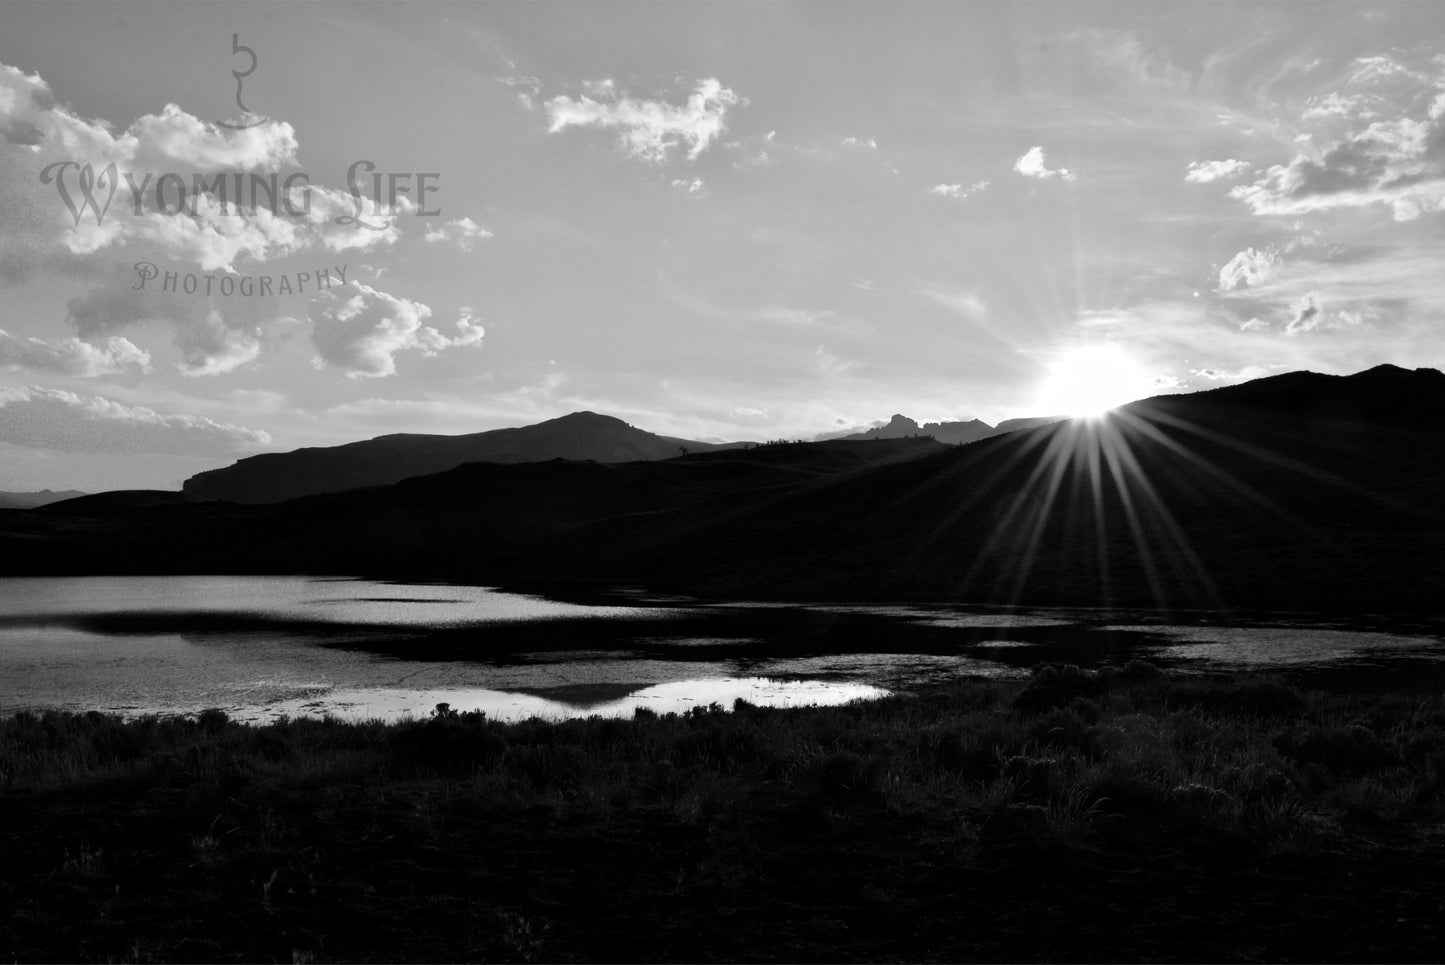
0,489,87,510
182,410,753,504
4,364,1442,611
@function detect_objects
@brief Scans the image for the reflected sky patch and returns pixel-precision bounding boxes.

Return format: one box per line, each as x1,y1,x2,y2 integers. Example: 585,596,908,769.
243,677,890,725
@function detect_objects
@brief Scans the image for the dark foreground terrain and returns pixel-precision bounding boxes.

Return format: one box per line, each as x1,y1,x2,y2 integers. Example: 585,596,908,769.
5,664,1445,962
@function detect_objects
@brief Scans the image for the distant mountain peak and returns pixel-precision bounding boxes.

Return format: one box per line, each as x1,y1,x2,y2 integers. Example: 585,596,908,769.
182,409,744,503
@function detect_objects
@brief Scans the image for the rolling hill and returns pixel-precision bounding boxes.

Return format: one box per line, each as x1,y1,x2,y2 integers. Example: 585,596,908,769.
182,410,753,503
5,365,1442,611
0,489,86,510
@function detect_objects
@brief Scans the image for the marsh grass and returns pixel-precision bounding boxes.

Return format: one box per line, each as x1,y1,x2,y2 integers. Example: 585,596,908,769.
4,664,1445,961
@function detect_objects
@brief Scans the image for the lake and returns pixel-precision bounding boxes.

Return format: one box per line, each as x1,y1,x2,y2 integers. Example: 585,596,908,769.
1,575,1441,723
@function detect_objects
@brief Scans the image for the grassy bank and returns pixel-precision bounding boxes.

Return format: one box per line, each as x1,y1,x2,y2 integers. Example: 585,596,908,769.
4,664,1445,962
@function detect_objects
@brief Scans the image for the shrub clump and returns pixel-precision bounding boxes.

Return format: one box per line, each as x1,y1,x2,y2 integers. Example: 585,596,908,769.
1273,723,1399,776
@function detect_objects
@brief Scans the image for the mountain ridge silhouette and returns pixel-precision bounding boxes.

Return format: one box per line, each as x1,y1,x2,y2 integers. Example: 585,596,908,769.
7,365,1442,611
183,409,753,503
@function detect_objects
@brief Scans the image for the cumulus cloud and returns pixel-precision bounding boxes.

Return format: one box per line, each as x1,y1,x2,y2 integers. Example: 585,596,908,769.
1229,54,1445,221
545,78,740,162
1285,293,1324,334
931,180,989,200
1186,159,1251,183
670,177,704,196
172,310,264,377
308,283,484,378
423,216,494,252
1279,293,1369,336
127,102,300,171
64,278,279,377
0,60,402,277
0,384,270,454
1217,247,1278,291
840,137,877,149
1013,146,1075,182
0,329,151,376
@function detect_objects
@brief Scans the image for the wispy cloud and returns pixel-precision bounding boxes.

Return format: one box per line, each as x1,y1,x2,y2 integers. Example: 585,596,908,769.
546,77,741,162
0,384,270,454
1185,159,1251,183
930,180,990,201
0,329,151,377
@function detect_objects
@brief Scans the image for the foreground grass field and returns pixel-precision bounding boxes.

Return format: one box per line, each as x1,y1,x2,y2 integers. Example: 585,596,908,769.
4,663,1445,962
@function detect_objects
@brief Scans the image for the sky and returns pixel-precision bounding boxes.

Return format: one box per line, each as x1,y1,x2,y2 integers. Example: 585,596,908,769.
1,1,1443,491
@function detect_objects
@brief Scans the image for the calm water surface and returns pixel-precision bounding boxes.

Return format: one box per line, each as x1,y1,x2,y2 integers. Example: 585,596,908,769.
0,576,1441,723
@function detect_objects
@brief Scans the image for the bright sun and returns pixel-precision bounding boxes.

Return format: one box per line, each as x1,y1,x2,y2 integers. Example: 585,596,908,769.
1037,344,1154,419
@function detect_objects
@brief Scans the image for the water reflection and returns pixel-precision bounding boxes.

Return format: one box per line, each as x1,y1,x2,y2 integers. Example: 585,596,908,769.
247,677,890,725
1117,625,1445,669
2,576,1443,722
0,575,688,627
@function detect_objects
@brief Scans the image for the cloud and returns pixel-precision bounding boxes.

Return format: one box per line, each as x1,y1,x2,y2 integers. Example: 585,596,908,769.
919,285,987,321
757,306,835,328
1228,54,1445,221
1285,293,1324,334
1301,91,1375,122
1214,233,1445,340
1192,366,1272,382
1217,247,1278,291
931,180,990,201
545,78,740,162
0,329,151,376
63,277,280,377
1013,146,1075,182
1186,159,1251,183
422,216,494,251
0,60,403,276
308,282,483,378
813,345,856,377
172,310,264,377
841,137,877,149
670,177,704,196
0,384,270,454
1278,292,1368,337
127,102,300,171
497,74,542,111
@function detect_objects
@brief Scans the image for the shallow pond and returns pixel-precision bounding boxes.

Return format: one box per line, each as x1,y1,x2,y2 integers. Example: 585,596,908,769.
0,575,1440,722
